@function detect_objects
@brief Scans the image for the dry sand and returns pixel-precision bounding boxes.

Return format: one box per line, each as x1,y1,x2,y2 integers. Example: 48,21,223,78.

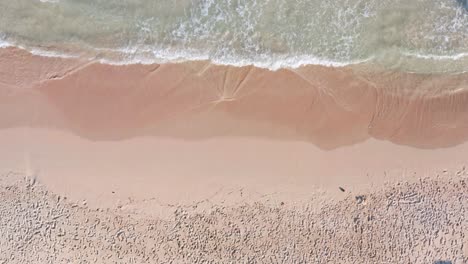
1,46,468,262
1,171,467,263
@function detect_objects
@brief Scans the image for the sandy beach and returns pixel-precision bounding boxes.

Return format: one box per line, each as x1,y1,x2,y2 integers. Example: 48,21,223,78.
1,45,468,262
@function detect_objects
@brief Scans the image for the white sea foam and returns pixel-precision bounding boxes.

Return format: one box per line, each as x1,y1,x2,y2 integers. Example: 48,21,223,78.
402,51,468,61
28,48,80,59
0,40,79,59
0,41,464,72
0,41,11,48
37,0,60,3
94,45,369,70
64,44,355,69
98,55,366,70
5,42,468,72
0,34,12,48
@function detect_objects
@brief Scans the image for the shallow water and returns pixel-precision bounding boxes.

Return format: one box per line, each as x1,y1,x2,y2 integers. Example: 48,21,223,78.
0,0,467,72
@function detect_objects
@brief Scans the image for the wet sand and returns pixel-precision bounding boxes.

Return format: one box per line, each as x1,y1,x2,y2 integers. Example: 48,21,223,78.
1,46,468,261
1,47,468,148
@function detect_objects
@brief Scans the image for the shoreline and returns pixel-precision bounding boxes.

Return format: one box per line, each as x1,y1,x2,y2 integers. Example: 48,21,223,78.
1,40,467,73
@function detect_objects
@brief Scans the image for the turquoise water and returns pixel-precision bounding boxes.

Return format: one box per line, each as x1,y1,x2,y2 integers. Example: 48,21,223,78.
0,0,467,72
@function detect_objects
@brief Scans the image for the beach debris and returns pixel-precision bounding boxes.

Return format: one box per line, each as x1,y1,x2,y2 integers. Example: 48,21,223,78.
339,187,346,192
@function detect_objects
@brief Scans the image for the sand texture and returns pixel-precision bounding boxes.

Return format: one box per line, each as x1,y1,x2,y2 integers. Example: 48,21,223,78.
1,171,467,263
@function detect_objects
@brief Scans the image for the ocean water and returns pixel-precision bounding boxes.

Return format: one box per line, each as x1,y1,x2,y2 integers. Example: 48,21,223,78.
0,0,467,72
